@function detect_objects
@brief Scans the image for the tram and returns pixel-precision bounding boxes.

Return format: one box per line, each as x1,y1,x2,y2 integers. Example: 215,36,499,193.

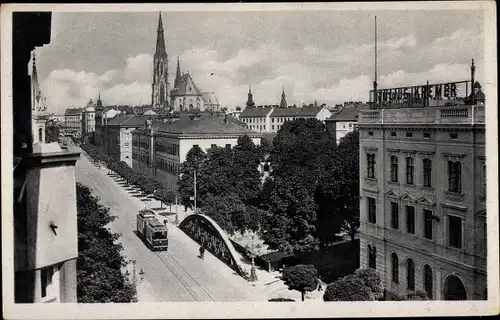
136,210,168,251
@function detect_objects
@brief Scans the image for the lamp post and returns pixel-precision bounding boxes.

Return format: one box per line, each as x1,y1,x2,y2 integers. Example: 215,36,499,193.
175,194,179,225
194,169,197,214
249,234,258,282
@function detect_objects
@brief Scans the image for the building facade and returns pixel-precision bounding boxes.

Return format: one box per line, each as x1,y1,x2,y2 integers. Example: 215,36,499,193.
358,73,486,300
82,99,96,135
325,107,360,145
13,12,80,303
132,115,261,191
202,91,221,112
103,115,153,167
239,107,274,133
64,108,83,137
268,106,332,133
151,12,170,110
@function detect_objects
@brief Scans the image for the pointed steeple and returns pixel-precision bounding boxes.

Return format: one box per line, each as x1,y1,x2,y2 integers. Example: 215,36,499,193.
155,12,167,58
280,86,287,108
246,85,255,108
174,56,181,88
32,51,41,103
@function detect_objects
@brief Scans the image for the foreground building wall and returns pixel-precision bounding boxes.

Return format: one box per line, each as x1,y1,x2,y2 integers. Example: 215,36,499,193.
358,104,486,300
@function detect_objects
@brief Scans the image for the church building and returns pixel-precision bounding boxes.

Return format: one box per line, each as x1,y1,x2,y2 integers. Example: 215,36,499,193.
151,12,170,110
170,57,205,112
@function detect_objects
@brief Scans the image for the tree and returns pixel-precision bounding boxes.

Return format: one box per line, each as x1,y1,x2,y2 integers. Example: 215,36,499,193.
315,130,359,246
45,119,60,143
323,275,372,301
354,268,384,300
232,135,262,204
200,194,246,234
154,189,176,211
196,146,236,205
281,264,319,301
340,216,360,241
76,183,136,302
261,118,334,252
178,145,206,208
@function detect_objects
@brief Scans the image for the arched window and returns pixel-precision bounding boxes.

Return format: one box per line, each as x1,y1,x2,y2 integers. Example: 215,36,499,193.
406,259,415,290
423,158,432,187
448,160,462,193
424,264,433,299
406,157,414,185
38,127,43,142
444,275,467,300
391,253,399,284
368,245,376,269
390,155,398,182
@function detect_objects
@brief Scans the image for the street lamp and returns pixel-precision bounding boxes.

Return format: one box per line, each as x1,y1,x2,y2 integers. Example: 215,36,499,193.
249,234,258,282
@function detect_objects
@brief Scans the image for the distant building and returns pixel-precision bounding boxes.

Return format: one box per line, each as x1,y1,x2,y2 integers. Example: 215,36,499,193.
325,107,359,145
246,86,256,108
132,114,261,191
103,115,154,167
82,98,96,135
64,108,83,137
14,12,80,303
239,107,274,133
268,106,331,133
202,91,220,112
358,61,486,300
170,58,205,112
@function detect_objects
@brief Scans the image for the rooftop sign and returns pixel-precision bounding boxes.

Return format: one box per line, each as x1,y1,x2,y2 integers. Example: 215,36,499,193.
369,80,473,108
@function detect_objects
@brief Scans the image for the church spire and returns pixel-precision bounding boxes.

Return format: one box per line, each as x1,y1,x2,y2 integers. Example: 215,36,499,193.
32,51,40,103
155,12,167,58
175,56,181,88
280,86,287,108
246,85,255,108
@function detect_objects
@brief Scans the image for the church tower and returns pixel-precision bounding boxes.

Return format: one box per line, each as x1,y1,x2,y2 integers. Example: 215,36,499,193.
31,51,47,144
151,12,170,110
280,87,287,108
246,86,255,108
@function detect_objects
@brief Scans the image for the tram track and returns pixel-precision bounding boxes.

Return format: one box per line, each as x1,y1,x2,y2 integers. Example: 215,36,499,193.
82,155,215,301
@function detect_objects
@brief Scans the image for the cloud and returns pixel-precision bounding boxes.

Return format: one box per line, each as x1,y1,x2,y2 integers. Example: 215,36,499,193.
39,25,484,114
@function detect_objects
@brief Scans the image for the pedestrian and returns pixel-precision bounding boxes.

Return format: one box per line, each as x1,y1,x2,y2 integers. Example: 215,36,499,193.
164,219,168,226
199,245,205,259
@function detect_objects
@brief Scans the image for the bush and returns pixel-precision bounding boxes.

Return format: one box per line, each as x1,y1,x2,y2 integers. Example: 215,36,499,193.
354,268,384,300
323,274,372,301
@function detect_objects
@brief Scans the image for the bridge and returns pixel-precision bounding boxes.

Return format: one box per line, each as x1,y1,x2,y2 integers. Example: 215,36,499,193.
179,214,248,279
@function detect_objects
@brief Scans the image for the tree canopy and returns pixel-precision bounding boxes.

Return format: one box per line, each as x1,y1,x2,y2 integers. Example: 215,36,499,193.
76,183,136,303
323,274,372,301
281,264,319,301
178,145,206,208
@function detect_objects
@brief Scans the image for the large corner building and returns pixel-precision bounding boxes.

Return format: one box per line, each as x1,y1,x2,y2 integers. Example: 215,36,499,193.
358,60,487,300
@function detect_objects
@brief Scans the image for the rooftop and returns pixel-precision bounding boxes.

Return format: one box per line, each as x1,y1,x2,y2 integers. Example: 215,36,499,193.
171,73,202,97
270,106,324,118
240,107,273,118
107,115,155,127
155,114,258,136
326,107,360,122
65,108,84,115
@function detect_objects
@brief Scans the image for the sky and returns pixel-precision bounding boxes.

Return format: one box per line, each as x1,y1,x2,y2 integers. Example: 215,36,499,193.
33,8,485,114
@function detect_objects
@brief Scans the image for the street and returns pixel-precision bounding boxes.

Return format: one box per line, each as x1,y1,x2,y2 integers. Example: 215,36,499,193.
75,151,254,302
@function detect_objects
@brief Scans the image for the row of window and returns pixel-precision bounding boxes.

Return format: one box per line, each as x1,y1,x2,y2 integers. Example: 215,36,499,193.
367,153,463,193
132,139,150,150
156,158,180,175
367,198,463,248
367,246,434,298
370,131,460,141
155,141,180,156
390,156,433,187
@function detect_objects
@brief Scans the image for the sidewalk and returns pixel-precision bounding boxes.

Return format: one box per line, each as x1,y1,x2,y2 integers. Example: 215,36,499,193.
91,159,326,301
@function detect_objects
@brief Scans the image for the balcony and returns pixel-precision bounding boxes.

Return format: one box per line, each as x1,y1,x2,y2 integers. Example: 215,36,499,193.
359,105,485,126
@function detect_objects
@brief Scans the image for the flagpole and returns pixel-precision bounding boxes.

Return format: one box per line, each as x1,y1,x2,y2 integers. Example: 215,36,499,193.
373,15,378,109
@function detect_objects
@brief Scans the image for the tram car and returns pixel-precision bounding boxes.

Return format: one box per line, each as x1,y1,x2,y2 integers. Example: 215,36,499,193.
136,210,168,251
